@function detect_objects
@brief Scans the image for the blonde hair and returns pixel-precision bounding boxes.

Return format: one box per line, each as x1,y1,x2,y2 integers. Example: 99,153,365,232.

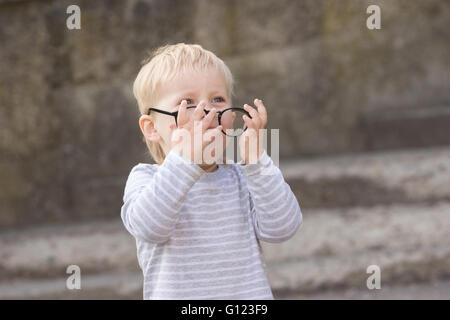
133,43,234,164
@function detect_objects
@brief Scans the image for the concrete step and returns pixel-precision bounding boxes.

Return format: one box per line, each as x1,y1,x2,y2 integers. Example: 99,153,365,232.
360,106,450,151
0,220,139,281
1,201,449,298
281,145,450,208
263,201,450,293
3,271,449,300
278,278,450,300
0,270,142,300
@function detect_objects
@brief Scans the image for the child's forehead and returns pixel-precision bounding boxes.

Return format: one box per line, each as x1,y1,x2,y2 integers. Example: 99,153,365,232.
159,67,229,96
173,66,226,82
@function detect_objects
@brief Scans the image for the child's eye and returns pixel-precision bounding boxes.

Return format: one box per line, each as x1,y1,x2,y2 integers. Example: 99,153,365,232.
180,98,194,105
212,97,225,103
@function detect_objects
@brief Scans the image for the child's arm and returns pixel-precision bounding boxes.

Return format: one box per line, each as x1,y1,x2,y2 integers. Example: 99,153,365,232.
121,149,204,243
240,149,303,243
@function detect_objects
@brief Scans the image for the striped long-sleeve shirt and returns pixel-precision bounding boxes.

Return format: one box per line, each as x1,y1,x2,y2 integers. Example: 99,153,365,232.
120,148,303,300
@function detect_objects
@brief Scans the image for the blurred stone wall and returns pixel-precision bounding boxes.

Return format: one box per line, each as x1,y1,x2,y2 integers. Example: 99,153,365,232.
0,0,449,228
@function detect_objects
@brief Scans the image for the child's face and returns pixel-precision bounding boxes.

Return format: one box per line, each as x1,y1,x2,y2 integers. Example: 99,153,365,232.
142,67,231,163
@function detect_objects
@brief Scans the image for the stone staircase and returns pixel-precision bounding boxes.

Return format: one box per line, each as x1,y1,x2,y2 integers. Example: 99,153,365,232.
1,145,450,299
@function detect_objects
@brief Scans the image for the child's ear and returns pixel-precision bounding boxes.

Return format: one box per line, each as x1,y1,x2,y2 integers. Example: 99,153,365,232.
139,115,161,143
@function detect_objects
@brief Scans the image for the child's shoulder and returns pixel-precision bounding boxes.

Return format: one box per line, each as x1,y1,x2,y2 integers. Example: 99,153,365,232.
128,162,158,176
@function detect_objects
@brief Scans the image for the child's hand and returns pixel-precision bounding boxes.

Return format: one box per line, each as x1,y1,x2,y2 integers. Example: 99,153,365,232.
170,100,223,163
239,99,268,165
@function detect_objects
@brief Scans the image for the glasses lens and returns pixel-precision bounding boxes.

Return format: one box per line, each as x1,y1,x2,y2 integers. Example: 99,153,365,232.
221,108,247,136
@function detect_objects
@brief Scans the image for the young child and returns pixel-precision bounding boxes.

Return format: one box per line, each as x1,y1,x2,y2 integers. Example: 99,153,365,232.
121,43,303,300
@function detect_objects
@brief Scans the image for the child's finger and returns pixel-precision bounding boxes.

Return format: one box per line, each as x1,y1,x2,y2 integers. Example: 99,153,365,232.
192,102,206,123
171,128,182,144
254,99,268,127
243,114,256,130
202,108,217,132
177,100,188,127
214,125,224,140
244,104,261,129
202,125,222,148
244,133,251,162
202,131,214,148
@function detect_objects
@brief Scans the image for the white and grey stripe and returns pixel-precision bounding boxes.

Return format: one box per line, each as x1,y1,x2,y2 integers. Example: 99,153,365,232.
121,148,302,300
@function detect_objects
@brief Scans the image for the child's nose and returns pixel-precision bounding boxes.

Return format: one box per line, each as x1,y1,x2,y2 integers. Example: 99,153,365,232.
201,100,212,111
202,103,216,116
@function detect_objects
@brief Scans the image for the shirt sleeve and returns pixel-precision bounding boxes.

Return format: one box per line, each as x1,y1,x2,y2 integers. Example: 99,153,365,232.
239,149,303,243
120,149,204,243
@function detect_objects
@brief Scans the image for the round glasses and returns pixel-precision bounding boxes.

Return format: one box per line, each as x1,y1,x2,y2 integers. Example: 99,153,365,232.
147,106,252,137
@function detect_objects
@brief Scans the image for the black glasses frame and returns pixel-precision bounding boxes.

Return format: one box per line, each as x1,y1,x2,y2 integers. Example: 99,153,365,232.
146,106,252,136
